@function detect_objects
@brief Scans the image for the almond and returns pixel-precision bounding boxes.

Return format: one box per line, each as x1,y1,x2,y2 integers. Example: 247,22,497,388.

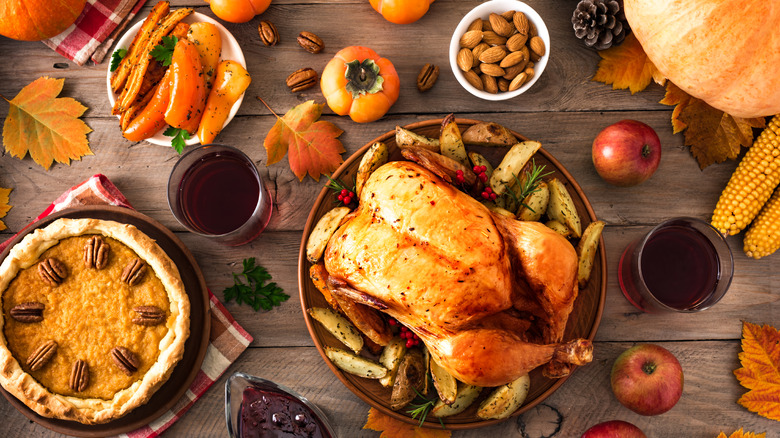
463,70,483,90
500,50,527,68
513,11,529,36
502,63,525,80
481,74,498,94
471,43,490,67
508,72,528,91
489,13,514,37
480,63,505,77
524,66,535,81
481,31,507,46
479,46,506,64
529,36,546,59
501,10,516,21
498,77,510,92
459,30,483,49
457,48,474,72
506,33,528,52
529,19,538,38
467,18,482,32
481,19,492,32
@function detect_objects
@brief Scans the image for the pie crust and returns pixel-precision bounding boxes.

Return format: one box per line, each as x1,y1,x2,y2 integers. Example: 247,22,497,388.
0,218,190,424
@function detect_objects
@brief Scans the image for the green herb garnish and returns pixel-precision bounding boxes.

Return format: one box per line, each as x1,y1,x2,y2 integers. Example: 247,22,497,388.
223,258,289,311
163,126,189,154
110,48,127,72
150,35,178,66
325,174,357,207
506,159,553,212
407,386,445,428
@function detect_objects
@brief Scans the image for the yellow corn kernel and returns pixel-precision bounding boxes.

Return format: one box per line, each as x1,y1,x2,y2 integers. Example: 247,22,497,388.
711,115,780,235
744,187,780,259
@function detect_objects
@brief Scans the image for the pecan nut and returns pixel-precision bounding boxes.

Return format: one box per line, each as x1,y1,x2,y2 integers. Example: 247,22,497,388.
38,258,67,286
27,340,58,371
286,68,318,92
416,63,439,92
121,258,147,285
84,236,109,269
69,360,89,392
297,31,324,54
111,347,139,375
258,20,278,46
132,306,166,326
10,302,45,323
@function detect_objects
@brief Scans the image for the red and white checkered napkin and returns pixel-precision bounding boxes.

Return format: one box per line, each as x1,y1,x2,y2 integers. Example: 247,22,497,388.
42,0,147,66
0,174,254,438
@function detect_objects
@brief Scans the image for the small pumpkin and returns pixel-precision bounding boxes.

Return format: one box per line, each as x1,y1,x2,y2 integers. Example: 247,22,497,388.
321,46,400,123
206,0,271,24
0,0,86,41
625,0,780,118
369,0,435,25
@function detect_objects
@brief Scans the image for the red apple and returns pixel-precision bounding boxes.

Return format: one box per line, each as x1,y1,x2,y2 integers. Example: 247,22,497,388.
592,120,661,187
581,420,647,438
610,344,683,415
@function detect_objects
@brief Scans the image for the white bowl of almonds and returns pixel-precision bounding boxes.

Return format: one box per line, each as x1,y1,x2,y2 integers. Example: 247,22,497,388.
449,0,550,100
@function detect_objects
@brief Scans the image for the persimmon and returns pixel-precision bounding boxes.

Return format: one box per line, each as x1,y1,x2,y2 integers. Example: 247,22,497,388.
164,39,207,133
320,46,399,123
369,0,435,25
206,0,271,24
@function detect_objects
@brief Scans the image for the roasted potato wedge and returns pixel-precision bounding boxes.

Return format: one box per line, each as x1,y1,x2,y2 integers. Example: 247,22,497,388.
390,349,426,410
307,307,363,354
489,141,542,195
306,206,350,263
547,178,582,238
422,346,431,395
324,346,388,379
378,337,407,387
430,356,458,405
516,180,549,221
431,383,482,418
576,220,605,288
396,126,440,152
487,205,516,219
462,121,518,147
468,151,494,177
356,142,389,197
439,114,470,167
545,219,572,237
476,373,530,420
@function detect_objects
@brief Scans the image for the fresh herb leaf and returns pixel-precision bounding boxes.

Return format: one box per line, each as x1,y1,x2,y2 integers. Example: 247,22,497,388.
223,258,289,311
506,159,552,212
163,126,190,154
110,48,127,72
325,174,357,206
406,386,445,428
150,35,178,66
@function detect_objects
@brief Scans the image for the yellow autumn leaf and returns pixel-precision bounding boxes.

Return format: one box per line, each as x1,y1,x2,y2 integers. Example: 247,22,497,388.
716,428,767,438
0,186,11,231
363,407,451,438
734,321,780,422
592,32,664,94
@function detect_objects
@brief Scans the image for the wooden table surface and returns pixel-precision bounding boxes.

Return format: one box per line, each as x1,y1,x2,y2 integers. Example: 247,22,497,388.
1,1,777,437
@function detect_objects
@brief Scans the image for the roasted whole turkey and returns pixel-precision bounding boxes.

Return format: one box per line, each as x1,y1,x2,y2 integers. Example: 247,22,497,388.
321,160,593,388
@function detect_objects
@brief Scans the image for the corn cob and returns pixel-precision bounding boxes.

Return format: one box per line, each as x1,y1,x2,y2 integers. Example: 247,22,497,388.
711,115,780,235
743,187,780,259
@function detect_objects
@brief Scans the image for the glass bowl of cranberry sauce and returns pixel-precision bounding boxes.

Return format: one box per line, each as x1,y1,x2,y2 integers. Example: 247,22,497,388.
225,372,336,438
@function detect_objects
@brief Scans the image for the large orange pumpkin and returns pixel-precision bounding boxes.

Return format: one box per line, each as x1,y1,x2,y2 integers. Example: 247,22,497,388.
0,0,86,41
624,0,780,118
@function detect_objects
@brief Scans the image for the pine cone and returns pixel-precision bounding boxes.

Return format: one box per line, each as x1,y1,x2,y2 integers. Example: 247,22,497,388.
572,0,629,50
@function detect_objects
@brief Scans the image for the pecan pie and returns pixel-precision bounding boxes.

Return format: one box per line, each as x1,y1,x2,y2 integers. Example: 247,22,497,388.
0,218,190,424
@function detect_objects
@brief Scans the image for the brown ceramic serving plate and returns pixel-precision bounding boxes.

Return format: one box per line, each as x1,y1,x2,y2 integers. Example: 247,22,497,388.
0,205,211,437
298,118,607,429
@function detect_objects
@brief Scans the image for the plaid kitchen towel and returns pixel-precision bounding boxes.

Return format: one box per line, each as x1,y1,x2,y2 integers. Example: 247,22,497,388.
0,174,254,438
43,0,147,66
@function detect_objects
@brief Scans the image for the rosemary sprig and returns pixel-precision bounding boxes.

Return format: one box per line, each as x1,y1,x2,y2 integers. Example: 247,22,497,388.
506,159,553,212
407,386,445,428
325,174,357,207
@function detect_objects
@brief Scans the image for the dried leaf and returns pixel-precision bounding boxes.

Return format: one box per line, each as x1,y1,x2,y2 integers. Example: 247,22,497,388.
262,99,345,182
1,77,93,170
716,428,767,438
0,187,12,231
734,321,780,422
363,407,451,438
592,33,663,94
660,83,766,169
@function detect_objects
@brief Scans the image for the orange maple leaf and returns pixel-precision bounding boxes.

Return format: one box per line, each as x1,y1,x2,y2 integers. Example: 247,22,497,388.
716,428,767,438
591,32,664,94
0,186,12,231
734,321,780,422
363,407,451,438
261,99,345,182
1,77,93,170
660,83,766,169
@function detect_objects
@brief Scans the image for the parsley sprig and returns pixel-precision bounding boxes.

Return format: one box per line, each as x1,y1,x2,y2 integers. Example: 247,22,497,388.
223,258,289,311
506,159,553,212
150,35,178,66
163,126,190,154
110,48,127,72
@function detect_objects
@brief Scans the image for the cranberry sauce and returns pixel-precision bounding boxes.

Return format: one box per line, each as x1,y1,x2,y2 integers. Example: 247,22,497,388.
239,386,331,438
